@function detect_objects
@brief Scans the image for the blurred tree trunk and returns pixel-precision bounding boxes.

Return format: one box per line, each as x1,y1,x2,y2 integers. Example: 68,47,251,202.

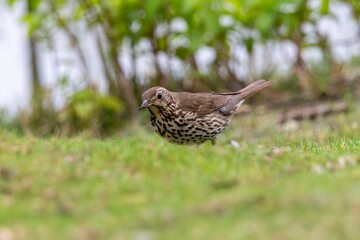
109,44,138,120
95,29,118,95
26,0,43,120
97,3,138,120
292,32,318,97
150,38,169,88
80,0,138,120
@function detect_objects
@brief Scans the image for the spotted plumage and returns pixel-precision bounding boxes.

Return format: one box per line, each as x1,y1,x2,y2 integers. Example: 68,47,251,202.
139,80,273,145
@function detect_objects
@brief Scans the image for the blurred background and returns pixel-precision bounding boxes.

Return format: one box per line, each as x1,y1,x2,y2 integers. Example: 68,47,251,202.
0,0,359,136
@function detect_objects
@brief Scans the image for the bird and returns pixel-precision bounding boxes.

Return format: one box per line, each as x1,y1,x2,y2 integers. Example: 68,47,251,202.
139,80,273,145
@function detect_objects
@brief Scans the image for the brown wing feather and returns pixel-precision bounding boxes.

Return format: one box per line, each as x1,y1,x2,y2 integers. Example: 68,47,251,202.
175,92,231,116
173,80,273,116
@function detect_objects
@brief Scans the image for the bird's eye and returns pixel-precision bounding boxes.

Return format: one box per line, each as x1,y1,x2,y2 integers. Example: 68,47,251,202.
157,91,163,99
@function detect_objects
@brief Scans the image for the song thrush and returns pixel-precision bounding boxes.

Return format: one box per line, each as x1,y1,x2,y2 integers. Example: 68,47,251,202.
139,80,273,145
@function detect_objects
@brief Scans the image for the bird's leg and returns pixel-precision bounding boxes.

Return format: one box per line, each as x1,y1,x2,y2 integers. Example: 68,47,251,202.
210,138,216,145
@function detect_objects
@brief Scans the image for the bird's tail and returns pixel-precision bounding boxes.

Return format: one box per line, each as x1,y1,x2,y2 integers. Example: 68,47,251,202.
218,80,274,99
218,80,274,115
236,80,274,99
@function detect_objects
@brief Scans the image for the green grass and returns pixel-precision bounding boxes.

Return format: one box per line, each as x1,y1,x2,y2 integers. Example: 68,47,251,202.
1,106,360,240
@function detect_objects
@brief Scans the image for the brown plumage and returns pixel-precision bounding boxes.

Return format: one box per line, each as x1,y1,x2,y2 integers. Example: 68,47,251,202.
139,80,274,145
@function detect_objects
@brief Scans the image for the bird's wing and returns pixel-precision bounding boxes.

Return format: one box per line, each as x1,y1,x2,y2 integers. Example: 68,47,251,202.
175,92,231,116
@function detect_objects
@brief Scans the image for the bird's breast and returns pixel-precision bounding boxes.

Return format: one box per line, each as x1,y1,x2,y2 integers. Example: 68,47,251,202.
147,106,231,145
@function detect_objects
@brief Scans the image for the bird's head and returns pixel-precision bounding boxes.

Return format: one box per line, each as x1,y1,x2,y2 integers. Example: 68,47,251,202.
138,87,171,110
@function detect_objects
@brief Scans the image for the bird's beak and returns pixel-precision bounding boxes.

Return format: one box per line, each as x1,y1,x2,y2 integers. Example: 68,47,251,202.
138,100,148,110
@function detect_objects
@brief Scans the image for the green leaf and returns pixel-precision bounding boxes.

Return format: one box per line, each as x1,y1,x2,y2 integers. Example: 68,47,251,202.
244,37,254,53
28,0,42,11
181,0,201,15
74,101,95,120
188,31,204,51
255,13,274,38
145,0,162,19
6,0,17,7
71,89,94,102
175,46,190,60
21,13,42,36
320,0,329,15
157,37,168,51
59,76,69,88
98,96,123,113
204,12,220,36
73,5,85,21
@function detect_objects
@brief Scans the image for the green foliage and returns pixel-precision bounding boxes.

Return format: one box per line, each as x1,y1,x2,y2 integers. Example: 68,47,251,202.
21,12,46,36
60,89,124,136
6,0,17,6
7,0,360,84
0,111,21,133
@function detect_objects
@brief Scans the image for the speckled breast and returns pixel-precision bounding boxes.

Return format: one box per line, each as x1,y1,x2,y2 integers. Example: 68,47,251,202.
147,106,230,145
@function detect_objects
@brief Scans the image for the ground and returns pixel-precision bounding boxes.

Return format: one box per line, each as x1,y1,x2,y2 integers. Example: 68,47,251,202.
0,104,360,240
